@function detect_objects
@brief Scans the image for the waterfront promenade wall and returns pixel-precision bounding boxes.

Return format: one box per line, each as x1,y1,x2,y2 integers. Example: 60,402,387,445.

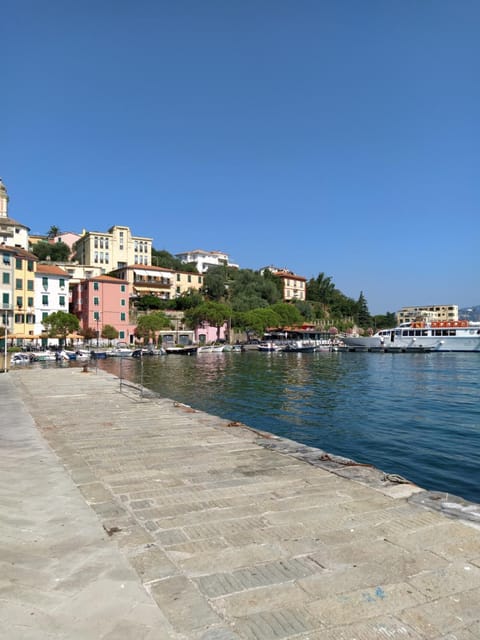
1,367,480,639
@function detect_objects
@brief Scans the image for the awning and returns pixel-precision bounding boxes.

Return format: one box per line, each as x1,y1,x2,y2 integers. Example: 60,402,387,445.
134,269,172,278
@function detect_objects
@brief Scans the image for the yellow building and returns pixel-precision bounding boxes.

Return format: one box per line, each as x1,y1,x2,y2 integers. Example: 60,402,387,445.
396,304,458,324
262,266,306,302
9,246,38,342
73,225,152,271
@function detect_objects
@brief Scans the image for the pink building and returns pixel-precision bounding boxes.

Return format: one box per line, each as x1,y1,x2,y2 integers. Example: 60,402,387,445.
71,275,131,343
194,321,227,344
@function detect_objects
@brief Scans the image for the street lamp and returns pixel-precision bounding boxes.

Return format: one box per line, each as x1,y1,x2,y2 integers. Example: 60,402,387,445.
96,313,100,347
3,309,8,373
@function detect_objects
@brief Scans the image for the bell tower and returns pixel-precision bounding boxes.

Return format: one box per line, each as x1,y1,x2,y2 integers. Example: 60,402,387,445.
0,178,9,218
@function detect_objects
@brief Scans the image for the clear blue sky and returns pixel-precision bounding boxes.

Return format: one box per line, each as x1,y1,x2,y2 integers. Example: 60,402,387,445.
4,1,479,314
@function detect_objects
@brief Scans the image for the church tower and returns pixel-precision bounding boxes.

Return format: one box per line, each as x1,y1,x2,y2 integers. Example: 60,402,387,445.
0,178,9,218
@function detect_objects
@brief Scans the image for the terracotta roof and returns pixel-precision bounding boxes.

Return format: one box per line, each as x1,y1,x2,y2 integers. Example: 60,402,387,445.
0,244,37,260
274,271,307,282
0,216,30,230
36,263,70,276
90,274,128,284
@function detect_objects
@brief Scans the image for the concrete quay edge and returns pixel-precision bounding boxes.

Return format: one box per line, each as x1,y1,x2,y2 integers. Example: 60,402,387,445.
1,367,479,640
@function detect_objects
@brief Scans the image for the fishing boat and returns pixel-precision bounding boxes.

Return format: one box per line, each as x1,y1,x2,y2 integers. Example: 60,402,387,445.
165,346,198,355
342,320,480,352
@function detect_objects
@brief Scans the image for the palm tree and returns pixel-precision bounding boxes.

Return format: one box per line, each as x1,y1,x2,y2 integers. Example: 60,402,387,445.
47,225,60,239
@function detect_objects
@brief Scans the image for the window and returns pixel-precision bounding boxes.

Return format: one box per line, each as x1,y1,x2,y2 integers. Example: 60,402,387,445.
42,276,48,289
27,280,34,291
16,296,23,308
27,260,34,271
42,294,48,305
2,292,9,305
59,296,65,307
15,313,24,323
94,297,99,305
59,278,65,288
177,274,180,281
120,312,126,321
93,281,99,290
121,299,126,306
26,313,35,324
188,275,191,283
16,278,22,290
2,272,9,284
176,286,180,294
120,284,125,292
42,312,48,321
27,297,34,307
119,331,125,339
3,253,10,265
198,276,202,284
16,258,22,269
93,311,99,321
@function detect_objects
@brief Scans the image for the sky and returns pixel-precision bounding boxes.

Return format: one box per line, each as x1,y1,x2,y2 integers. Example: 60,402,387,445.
3,0,479,314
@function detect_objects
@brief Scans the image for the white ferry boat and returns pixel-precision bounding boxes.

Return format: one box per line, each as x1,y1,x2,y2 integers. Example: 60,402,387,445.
342,320,480,352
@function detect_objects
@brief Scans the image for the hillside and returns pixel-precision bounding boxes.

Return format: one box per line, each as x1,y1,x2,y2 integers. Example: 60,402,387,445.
459,305,480,321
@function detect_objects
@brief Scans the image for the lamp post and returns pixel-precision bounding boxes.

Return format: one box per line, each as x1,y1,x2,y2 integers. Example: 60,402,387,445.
3,309,7,373
96,313,100,347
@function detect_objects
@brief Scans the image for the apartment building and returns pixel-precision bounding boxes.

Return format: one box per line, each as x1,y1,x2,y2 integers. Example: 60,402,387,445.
34,264,71,340
110,265,204,300
175,249,239,273
396,304,458,324
70,275,131,342
5,246,38,341
73,226,152,271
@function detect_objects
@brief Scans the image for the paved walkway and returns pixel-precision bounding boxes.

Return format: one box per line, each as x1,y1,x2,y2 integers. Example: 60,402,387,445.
1,367,480,639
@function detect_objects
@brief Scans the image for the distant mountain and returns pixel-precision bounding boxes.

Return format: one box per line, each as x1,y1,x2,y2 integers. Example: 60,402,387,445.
459,305,480,321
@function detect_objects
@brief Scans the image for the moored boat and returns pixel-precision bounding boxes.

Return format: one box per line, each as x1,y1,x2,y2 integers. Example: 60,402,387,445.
165,346,198,355
342,320,480,352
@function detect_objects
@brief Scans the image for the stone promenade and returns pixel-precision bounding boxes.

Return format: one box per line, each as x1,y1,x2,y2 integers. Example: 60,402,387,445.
1,367,479,639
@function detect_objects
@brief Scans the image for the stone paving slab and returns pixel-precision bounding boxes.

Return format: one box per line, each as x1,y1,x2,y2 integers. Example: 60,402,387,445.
2,367,480,639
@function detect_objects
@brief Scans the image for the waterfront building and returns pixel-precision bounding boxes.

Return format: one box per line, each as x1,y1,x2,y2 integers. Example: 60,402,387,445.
175,249,239,273
73,226,152,271
0,179,30,250
396,304,458,324
110,265,204,301
10,246,38,342
34,264,71,344
261,266,307,302
70,275,131,344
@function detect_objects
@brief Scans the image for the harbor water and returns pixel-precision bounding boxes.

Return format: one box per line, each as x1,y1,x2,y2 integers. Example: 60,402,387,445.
97,350,479,504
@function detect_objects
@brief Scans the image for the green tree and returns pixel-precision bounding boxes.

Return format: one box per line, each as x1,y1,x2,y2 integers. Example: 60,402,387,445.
173,291,204,310
184,301,231,341
42,311,80,346
242,307,281,336
203,266,228,300
270,302,303,327
135,312,172,344
356,291,371,328
135,294,168,311
32,240,70,262
101,324,119,344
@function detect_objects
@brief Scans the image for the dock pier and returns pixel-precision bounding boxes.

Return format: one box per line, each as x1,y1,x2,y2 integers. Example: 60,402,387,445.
2,367,479,639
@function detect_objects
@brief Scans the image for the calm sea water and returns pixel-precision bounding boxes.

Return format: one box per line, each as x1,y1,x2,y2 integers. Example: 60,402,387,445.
99,350,480,504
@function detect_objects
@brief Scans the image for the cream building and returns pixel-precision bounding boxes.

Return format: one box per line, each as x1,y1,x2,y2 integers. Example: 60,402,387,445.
73,225,152,271
261,266,307,302
396,304,458,324
110,265,204,300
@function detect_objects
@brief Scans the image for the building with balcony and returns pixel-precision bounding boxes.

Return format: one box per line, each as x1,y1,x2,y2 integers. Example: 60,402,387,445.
175,249,238,273
73,226,152,271
110,265,204,301
34,264,71,341
70,274,131,343
396,304,458,324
